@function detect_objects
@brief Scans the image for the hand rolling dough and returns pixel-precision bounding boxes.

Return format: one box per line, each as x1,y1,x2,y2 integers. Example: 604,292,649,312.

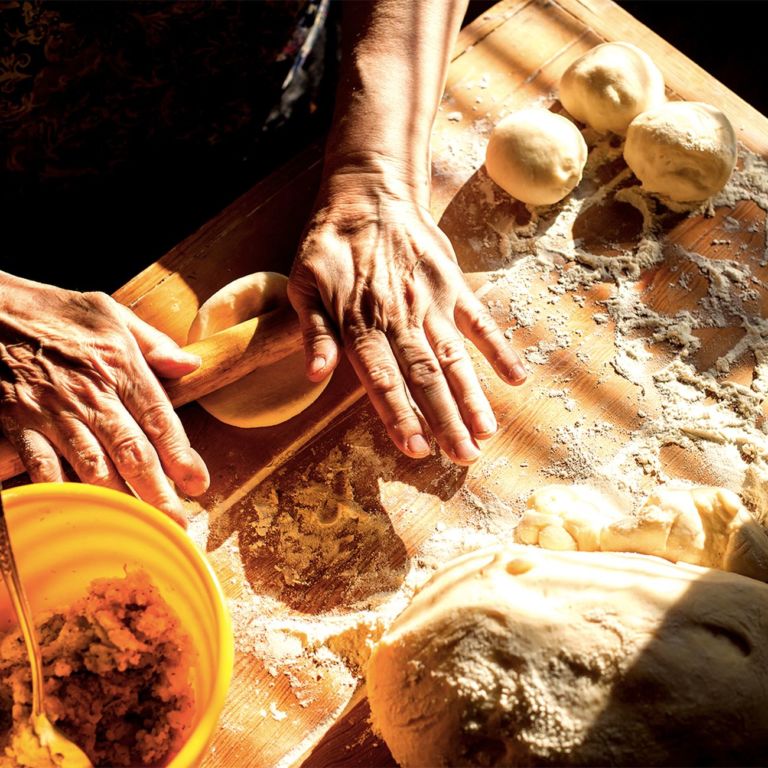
187,272,331,428
367,543,768,766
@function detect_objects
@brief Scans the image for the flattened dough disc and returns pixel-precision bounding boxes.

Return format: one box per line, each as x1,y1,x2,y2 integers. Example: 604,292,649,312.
187,272,331,428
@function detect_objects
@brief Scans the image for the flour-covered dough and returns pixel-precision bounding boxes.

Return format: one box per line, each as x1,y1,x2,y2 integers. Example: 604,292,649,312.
516,484,768,582
367,543,768,767
559,41,666,134
485,109,587,206
623,101,737,202
187,272,330,428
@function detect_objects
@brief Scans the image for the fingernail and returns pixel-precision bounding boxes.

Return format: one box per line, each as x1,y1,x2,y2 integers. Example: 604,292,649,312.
473,412,497,437
510,362,528,382
177,451,210,497
309,355,327,377
452,438,481,463
182,471,210,497
406,434,431,457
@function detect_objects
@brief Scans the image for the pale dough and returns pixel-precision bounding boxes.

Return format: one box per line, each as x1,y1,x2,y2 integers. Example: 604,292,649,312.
516,484,768,582
485,109,588,206
623,101,737,202
187,272,330,428
559,41,666,135
367,543,768,767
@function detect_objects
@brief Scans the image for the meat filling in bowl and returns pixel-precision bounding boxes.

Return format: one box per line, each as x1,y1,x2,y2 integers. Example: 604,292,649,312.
0,570,195,767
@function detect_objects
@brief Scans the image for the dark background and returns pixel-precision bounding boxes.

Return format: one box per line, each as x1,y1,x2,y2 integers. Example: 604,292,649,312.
615,1,765,115
465,0,766,115
465,0,768,115
7,1,765,294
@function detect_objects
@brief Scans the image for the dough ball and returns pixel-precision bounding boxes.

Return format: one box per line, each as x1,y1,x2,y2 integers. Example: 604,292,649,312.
367,544,768,767
559,41,666,134
485,109,588,205
623,101,737,202
187,272,330,428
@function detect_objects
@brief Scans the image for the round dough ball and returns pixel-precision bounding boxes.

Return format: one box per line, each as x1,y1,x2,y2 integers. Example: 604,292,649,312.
367,544,768,767
623,101,737,202
187,272,330,428
485,109,587,206
559,41,666,134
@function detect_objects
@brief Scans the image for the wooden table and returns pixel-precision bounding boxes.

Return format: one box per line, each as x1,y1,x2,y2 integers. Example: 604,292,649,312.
107,0,768,765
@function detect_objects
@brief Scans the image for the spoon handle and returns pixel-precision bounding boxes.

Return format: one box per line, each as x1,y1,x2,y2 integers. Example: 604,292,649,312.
0,484,45,717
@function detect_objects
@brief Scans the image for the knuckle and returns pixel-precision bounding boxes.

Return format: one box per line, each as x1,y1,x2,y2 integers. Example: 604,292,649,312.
300,225,335,255
144,486,179,511
366,360,402,397
466,308,499,340
137,402,178,442
25,453,60,482
79,291,121,322
433,336,467,370
80,290,112,308
305,325,334,346
460,393,484,413
405,355,442,389
386,415,421,440
75,449,113,485
341,309,370,341
112,434,154,479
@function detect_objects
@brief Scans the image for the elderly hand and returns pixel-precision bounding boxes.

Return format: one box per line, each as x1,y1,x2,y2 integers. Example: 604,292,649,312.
0,273,209,525
288,168,527,464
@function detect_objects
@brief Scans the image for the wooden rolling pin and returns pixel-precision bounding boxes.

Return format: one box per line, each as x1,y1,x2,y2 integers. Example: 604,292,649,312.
0,271,491,483
0,304,302,482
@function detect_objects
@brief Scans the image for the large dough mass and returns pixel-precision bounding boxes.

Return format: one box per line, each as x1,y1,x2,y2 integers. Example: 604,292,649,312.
367,543,768,767
187,272,330,428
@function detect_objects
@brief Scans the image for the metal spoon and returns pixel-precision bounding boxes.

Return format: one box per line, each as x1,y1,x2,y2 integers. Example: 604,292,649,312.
0,483,92,767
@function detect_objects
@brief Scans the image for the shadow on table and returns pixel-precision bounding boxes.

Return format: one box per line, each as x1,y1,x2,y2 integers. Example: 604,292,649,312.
204,400,468,614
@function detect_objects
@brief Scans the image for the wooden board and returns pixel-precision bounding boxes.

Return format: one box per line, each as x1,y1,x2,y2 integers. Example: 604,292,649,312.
102,0,768,765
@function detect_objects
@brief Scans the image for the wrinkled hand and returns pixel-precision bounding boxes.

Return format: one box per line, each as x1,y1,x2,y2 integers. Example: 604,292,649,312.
0,275,209,525
288,172,527,464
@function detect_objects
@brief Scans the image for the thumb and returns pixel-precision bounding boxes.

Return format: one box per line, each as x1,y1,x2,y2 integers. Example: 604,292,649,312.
118,305,202,378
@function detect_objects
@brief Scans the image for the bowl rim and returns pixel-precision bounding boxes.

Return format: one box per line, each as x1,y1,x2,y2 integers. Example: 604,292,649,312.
1,481,234,768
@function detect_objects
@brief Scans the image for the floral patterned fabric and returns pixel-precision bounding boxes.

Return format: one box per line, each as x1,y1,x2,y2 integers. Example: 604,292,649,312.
0,0,329,199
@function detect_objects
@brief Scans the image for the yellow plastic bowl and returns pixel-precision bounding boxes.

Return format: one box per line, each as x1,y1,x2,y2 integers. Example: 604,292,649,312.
0,482,234,768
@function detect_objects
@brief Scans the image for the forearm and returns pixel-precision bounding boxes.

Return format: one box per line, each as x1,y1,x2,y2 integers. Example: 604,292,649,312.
325,0,468,203
290,0,526,466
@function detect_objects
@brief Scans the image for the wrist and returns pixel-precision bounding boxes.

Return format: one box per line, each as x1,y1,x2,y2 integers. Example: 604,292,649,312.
0,271,62,311
0,272,32,313
321,149,431,208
